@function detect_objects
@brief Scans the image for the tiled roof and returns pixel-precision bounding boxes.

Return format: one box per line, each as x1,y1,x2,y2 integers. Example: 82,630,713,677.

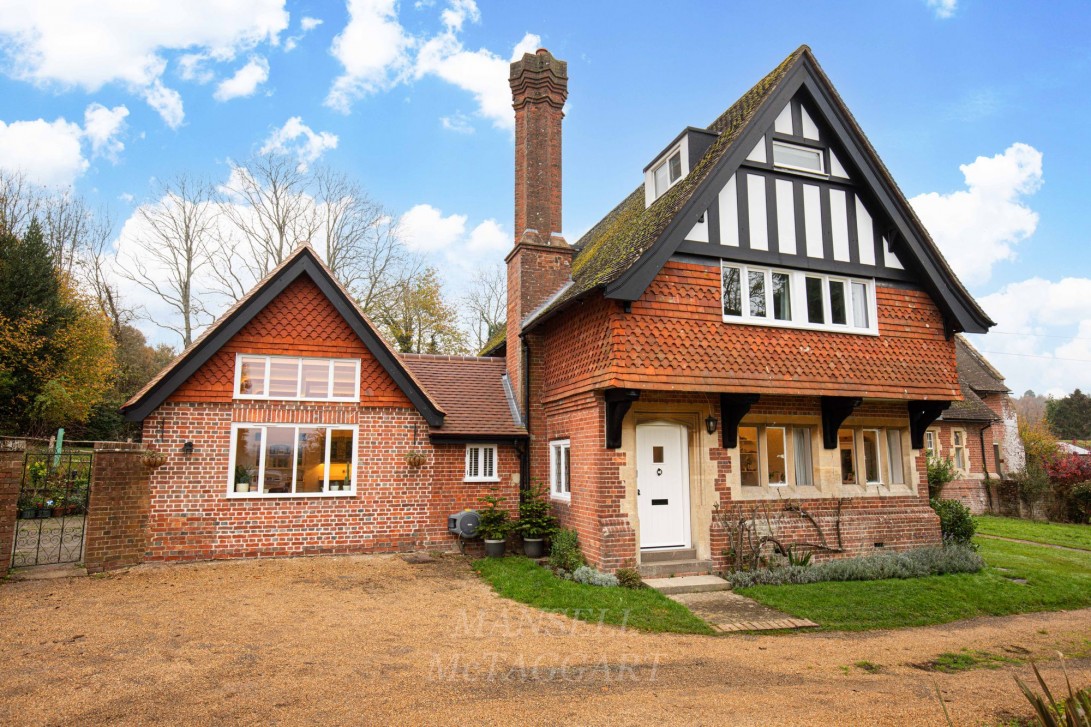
941,381,999,422
955,336,1009,393
401,354,526,438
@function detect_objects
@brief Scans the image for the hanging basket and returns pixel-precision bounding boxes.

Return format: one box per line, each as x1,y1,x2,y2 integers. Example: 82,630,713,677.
404,451,427,468
141,449,168,469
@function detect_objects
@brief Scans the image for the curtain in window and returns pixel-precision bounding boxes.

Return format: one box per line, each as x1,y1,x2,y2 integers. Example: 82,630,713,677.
793,428,813,485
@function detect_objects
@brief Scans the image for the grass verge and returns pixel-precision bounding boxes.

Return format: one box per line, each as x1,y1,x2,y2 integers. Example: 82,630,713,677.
473,556,715,635
975,515,1091,551
736,538,1091,631
915,648,1022,673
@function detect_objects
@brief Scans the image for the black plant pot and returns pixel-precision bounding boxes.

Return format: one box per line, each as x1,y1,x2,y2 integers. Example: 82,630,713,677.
19,507,36,519
36,508,52,518
483,539,506,558
522,538,545,558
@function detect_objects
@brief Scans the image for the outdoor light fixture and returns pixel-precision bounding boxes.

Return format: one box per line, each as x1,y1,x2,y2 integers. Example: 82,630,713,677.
182,441,194,455
705,415,718,435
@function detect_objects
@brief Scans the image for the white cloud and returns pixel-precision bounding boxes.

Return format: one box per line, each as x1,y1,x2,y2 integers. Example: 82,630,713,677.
118,192,134,204
0,0,289,126
82,103,129,160
398,203,510,285
466,219,508,254
910,143,1042,286
926,0,957,19
260,117,339,167
399,203,467,252
0,116,86,186
440,113,474,134
214,56,270,101
301,16,324,32
324,0,540,130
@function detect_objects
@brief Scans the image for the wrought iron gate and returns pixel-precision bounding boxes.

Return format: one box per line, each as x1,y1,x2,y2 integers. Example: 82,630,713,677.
12,449,92,568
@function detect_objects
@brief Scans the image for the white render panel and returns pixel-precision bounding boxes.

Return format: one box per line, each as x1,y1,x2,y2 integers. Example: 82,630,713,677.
685,210,710,243
720,174,740,247
774,103,793,135
747,174,769,251
883,236,904,269
829,150,849,179
775,179,797,255
830,189,850,261
746,136,767,163
800,106,820,140
855,196,875,265
803,184,823,258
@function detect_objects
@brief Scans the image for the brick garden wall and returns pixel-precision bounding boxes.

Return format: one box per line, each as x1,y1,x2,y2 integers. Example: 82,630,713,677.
0,448,23,569
84,444,151,573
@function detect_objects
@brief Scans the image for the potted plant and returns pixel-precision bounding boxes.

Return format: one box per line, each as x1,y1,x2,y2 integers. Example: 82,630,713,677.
142,447,168,469
477,490,510,557
404,450,427,468
515,484,558,558
34,493,52,519
234,465,252,493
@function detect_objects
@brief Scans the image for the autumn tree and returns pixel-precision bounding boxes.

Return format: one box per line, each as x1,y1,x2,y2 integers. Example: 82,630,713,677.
377,267,467,354
462,264,506,353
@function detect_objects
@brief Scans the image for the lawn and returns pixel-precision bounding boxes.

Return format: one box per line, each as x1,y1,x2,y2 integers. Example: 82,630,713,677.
736,537,1091,631
975,515,1091,551
473,556,715,635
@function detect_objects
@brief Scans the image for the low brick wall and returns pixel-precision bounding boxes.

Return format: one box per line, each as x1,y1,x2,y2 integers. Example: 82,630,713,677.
84,444,151,573
0,448,24,569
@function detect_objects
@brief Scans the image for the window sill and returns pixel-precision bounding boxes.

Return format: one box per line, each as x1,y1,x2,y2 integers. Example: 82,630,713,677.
233,396,361,404
463,477,500,484
226,491,357,499
722,315,879,337
550,493,571,502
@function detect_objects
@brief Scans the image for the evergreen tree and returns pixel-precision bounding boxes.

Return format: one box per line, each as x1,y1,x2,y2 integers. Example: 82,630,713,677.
1046,389,1091,440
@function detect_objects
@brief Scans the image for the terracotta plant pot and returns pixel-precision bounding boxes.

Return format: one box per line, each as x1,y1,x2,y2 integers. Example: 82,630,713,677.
483,539,506,558
522,538,545,558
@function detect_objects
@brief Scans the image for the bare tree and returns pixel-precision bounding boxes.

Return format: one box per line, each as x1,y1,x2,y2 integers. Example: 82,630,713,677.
462,264,506,352
118,175,216,347
42,191,98,276
0,169,40,236
78,210,136,343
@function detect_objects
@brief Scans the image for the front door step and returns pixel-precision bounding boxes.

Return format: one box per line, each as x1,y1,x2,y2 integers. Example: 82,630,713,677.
644,574,730,595
638,558,713,578
640,548,696,564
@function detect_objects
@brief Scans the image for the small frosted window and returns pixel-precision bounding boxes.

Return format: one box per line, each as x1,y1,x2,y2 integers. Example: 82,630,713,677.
773,142,824,173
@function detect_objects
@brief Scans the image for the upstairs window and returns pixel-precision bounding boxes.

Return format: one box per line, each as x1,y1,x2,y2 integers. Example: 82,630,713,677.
235,355,360,402
464,444,498,482
772,141,824,175
722,264,876,334
653,150,683,198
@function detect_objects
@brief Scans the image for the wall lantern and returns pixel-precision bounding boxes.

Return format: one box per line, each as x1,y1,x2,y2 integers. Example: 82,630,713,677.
705,415,718,436
182,441,194,456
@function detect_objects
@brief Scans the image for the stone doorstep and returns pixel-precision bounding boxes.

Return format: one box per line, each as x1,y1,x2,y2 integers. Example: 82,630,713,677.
643,574,731,595
7,563,88,581
714,618,819,632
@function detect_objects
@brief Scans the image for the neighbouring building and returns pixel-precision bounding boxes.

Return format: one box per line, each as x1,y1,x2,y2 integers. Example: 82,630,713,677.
124,45,1001,573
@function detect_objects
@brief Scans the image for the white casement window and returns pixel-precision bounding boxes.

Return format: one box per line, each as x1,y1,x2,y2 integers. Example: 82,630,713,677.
793,428,814,486
772,141,825,176
653,149,683,199
464,444,498,482
227,423,357,497
549,439,571,500
952,430,967,473
838,428,857,485
234,354,361,402
739,426,760,487
722,263,877,334
766,426,788,486
887,430,906,485
924,430,937,456
861,429,882,484
738,425,815,488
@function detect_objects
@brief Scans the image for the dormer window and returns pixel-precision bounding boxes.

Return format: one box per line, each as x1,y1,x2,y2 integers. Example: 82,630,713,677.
654,150,683,197
772,141,824,175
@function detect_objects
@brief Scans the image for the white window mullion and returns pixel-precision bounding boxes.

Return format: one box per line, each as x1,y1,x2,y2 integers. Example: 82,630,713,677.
323,427,332,493
257,426,268,492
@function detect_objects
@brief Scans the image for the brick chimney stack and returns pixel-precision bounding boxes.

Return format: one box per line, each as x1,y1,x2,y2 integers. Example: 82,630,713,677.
506,48,573,419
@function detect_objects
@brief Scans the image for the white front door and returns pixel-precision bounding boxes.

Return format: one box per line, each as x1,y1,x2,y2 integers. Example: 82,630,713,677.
636,422,690,549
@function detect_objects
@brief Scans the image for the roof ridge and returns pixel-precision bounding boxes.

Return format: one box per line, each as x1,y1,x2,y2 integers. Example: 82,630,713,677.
400,353,506,363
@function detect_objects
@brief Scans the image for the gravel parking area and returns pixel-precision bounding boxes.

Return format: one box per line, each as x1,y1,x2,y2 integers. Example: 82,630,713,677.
1,554,1089,726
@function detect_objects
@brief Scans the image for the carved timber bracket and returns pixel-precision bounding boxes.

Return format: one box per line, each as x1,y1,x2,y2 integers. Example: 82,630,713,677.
908,400,951,450
720,394,760,449
821,396,862,449
604,389,641,449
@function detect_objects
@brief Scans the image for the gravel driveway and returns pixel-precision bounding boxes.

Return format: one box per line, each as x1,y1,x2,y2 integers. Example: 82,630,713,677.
1,554,1088,726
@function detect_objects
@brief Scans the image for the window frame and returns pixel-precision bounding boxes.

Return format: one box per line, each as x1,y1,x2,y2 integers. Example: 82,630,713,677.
861,428,883,485
549,439,571,501
233,354,361,403
771,140,827,177
924,429,937,456
765,426,788,486
952,429,968,474
721,263,878,335
886,429,906,485
464,444,499,483
736,424,816,489
653,149,684,199
226,422,358,499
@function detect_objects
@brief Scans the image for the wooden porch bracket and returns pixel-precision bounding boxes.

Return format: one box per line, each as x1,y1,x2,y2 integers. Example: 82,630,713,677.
908,400,951,450
821,396,862,449
604,389,641,449
720,393,760,448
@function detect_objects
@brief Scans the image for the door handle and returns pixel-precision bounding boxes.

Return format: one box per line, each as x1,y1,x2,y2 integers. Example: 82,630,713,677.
656,468,662,476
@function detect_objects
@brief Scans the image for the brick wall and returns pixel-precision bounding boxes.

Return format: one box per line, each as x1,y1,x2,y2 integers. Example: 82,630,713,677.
84,444,151,573
0,448,23,569
930,420,997,514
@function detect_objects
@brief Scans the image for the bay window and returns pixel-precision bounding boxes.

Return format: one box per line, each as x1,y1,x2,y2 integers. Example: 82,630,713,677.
722,263,877,334
228,424,356,496
235,354,360,402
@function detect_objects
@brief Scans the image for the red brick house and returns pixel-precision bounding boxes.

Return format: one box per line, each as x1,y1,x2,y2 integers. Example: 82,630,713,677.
926,337,1024,514
124,45,998,572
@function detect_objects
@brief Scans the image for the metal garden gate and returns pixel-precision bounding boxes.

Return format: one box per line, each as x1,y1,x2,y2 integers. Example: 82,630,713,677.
11,449,92,568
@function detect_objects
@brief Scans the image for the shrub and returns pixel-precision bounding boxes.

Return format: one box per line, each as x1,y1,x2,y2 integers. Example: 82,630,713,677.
615,568,645,589
476,490,510,541
548,528,585,573
569,565,619,587
1071,482,1091,523
931,498,976,546
515,484,558,540
725,545,984,588
1011,460,1052,506
927,454,957,499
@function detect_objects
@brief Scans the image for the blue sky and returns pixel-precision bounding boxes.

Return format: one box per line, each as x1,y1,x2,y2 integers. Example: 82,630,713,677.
0,0,1088,395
